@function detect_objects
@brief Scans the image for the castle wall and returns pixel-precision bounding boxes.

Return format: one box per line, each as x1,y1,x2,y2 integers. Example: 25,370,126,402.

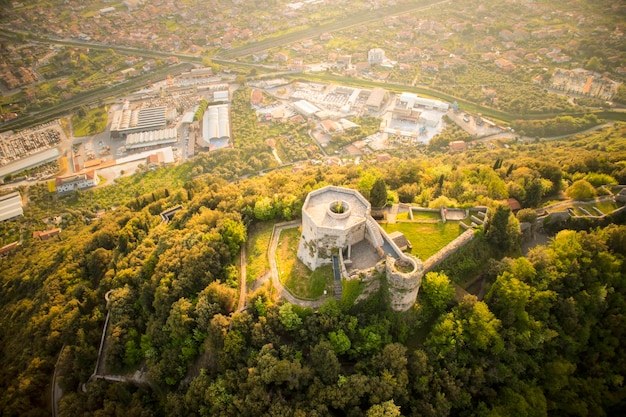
298,220,367,270
422,228,475,273
386,254,424,311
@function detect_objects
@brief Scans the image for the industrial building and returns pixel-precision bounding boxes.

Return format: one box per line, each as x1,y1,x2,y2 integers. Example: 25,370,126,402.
111,103,167,136
399,92,449,112
0,147,59,180
366,88,390,113
292,100,322,117
125,128,178,150
0,192,23,222
199,104,230,148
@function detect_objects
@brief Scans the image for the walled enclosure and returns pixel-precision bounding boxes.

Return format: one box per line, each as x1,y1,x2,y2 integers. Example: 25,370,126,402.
297,185,423,311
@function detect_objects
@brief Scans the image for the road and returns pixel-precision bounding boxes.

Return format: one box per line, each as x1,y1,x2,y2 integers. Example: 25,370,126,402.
0,62,194,132
472,121,615,143
217,0,449,59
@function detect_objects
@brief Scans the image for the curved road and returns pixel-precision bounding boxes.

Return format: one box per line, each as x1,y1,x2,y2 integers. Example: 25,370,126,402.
267,221,327,308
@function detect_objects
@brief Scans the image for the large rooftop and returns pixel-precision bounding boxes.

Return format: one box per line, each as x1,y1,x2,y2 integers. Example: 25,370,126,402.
302,186,370,230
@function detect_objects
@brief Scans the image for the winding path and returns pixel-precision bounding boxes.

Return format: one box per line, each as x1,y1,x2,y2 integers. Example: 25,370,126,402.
267,221,327,309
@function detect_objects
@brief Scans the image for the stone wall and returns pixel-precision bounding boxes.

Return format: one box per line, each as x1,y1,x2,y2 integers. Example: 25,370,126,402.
422,228,476,273
386,254,424,311
298,217,367,270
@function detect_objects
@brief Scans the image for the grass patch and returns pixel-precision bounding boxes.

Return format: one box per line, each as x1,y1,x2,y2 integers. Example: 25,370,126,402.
410,208,441,220
547,200,619,215
276,227,333,298
72,106,108,137
381,221,462,260
340,279,365,312
245,222,274,283
395,211,410,220
579,200,619,214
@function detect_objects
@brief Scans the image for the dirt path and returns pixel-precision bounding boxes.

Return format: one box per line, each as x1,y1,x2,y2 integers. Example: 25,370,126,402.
237,246,247,311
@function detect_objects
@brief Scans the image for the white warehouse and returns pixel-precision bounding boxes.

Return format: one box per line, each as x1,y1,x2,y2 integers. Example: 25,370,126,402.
202,104,230,143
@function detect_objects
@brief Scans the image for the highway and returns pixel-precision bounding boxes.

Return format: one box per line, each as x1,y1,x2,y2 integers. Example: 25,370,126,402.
0,62,195,132
216,0,450,60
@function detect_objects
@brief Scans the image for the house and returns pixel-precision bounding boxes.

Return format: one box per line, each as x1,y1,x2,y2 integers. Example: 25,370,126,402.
421,62,439,72
389,231,412,251
251,89,264,106
449,141,467,153
274,52,289,62
33,228,61,241
320,120,342,135
146,152,165,169
505,198,522,212
495,58,516,72
55,170,99,193
252,52,268,62
368,48,386,65
0,241,19,257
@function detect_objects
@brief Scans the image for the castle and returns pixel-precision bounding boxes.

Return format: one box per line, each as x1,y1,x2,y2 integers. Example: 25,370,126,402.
297,185,423,311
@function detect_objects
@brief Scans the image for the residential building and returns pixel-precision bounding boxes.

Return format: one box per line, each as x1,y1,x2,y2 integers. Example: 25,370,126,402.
55,170,99,193
368,48,386,65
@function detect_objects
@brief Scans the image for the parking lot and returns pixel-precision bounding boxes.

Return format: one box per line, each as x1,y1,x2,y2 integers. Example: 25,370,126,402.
446,109,503,137
0,121,65,165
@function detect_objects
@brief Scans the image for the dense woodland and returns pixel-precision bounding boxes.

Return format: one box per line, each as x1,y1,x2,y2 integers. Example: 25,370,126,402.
2,114,626,416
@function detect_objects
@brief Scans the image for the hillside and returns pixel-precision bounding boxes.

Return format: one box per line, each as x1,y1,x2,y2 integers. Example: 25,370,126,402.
1,123,626,416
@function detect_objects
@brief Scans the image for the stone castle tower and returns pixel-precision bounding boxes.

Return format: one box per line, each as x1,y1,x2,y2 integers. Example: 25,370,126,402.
297,185,423,311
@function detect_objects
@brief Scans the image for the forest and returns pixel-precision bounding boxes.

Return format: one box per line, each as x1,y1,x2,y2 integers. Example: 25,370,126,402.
1,116,626,417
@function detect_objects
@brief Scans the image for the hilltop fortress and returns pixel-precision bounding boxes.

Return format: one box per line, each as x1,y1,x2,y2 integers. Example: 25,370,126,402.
297,185,424,311
296,185,485,311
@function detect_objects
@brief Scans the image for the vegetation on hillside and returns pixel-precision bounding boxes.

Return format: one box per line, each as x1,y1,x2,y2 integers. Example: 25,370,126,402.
1,122,626,416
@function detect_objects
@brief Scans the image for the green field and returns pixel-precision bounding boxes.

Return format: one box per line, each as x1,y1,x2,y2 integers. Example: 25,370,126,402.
276,227,333,299
72,106,108,137
245,222,274,283
381,221,463,260
547,200,620,216
410,209,441,220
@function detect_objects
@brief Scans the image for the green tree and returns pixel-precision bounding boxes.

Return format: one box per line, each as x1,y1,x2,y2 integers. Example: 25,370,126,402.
565,179,596,200
420,271,455,317
584,56,602,72
370,178,388,208
220,217,247,258
485,204,520,253
310,340,341,384
396,183,420,203
278,303,302,331
517,208,538,224
253,197,275,221
366,400,401,417
329,329,351,355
